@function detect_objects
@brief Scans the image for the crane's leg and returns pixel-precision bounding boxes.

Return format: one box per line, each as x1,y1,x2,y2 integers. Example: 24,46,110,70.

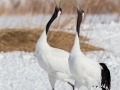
74,81,80,90
48,74,56,90
68,82,74,90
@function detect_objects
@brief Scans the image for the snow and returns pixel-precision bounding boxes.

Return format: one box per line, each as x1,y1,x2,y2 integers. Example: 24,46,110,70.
0,15,50,29
0,14,119,29
0,15,120,89
0,52,74,90
81,21,120,56
0,52,120,90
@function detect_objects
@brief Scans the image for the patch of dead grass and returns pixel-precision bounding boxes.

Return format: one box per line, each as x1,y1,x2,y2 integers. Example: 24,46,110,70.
0,0,120,15
0,29,103,52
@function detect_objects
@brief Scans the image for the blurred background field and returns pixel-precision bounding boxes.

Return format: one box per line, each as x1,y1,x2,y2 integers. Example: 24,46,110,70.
0,1,120,90
0,0,119,52
0,29,103,52
0,0,120,15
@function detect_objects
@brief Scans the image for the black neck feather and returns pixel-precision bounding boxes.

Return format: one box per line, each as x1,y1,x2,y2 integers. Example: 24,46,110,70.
76,11,82,37
46,7,58,35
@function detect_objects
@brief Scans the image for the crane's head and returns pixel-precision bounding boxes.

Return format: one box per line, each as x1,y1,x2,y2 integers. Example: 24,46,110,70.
54,6,62,18
72,1,84,36
45,0,62,35
53,0,62,18
72,1,84,20
77,8,84,20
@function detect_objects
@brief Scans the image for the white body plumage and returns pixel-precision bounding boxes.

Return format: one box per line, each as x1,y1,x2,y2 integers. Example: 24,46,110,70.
35,30,73,81
68,34,101,90
35,6,74,90
68,8,111,90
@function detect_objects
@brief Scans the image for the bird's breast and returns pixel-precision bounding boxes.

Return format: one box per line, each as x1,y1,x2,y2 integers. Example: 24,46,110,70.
35,49,53,73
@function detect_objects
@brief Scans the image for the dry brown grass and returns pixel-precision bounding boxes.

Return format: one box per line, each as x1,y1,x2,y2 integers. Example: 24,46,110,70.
0,0,120,15
0,29,103,52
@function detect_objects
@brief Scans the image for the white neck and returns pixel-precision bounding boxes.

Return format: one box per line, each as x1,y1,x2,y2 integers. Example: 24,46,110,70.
70,33,84,56
36,30,50,49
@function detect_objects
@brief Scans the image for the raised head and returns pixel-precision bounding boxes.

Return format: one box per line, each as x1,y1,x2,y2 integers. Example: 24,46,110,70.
46,0,62,35
72,1,84,36
53,6,62,19
53,0,62,18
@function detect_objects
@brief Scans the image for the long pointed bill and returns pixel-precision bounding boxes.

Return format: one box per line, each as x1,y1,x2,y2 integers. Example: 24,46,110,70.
77,0,81,9
71,1,79,10
54,0,57,6
59,0,62,7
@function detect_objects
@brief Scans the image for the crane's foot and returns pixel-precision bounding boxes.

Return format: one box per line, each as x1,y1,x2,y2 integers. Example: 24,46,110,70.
68,82,74,90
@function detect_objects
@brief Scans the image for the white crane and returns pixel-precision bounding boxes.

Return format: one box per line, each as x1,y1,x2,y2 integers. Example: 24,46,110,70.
35,1,74,90
68,3,111,90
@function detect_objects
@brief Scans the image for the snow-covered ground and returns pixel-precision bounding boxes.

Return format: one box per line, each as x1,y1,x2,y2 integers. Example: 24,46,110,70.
0,51,120,90
0,14,119,29
82,22,120,57
0,15,120,90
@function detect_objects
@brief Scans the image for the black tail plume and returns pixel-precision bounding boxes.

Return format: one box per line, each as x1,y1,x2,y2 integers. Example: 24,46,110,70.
100,63,111,90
